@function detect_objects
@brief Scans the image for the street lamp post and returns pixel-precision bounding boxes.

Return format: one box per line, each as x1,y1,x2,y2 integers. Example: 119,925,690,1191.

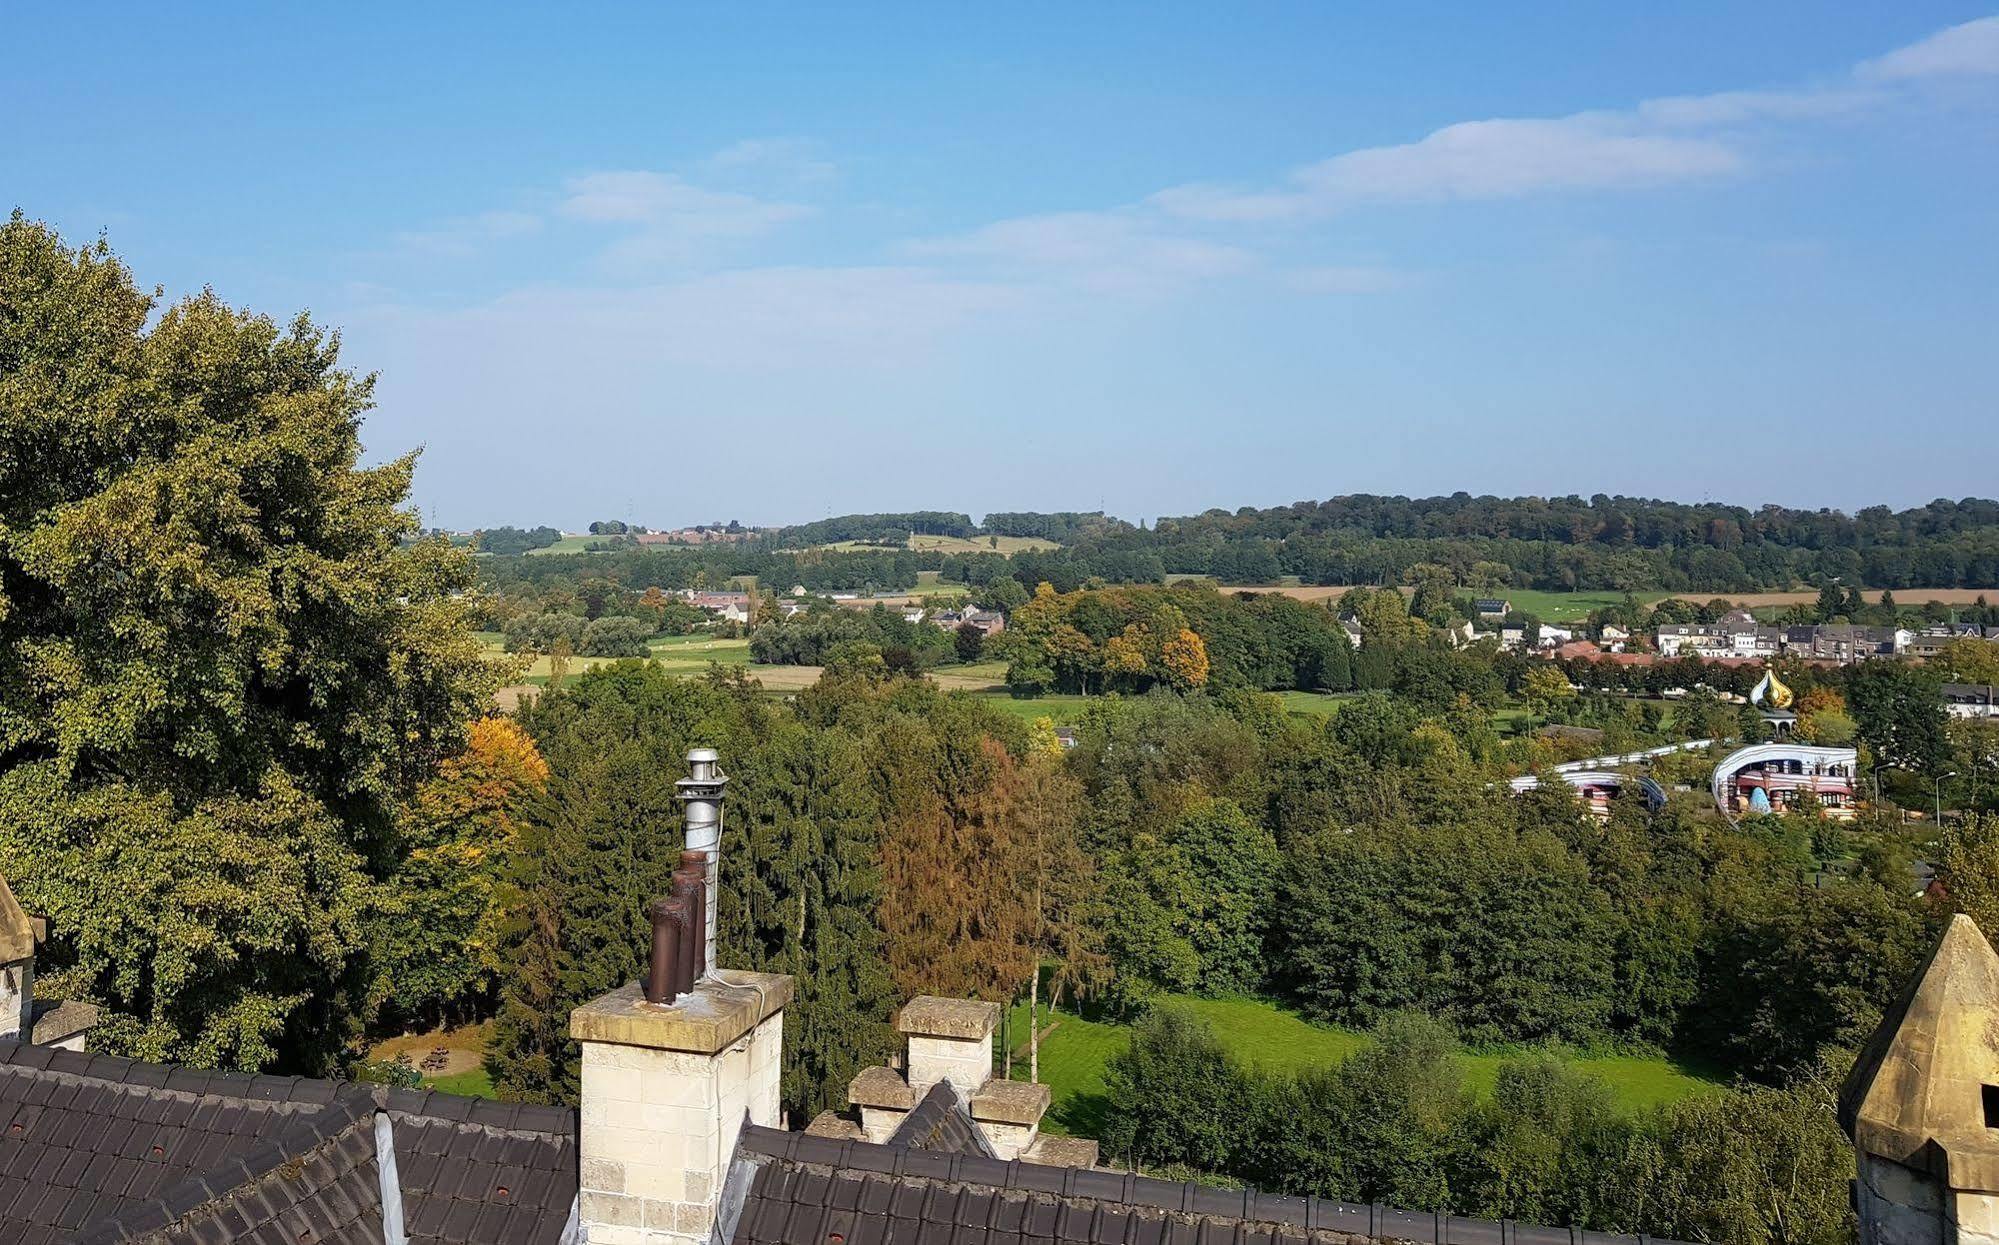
1937,770,1958,824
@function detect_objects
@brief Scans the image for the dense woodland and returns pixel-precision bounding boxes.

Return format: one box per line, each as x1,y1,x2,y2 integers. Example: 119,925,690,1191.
12,216,1999,1245
473,493,1999,598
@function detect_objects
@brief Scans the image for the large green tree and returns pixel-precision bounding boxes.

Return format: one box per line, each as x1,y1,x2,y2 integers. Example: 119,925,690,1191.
0,216,497,1071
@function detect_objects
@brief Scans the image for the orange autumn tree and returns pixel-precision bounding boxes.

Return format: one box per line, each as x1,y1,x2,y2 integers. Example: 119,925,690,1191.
876,731,1101,1080
878,737,1039,1005
369,717,551,1029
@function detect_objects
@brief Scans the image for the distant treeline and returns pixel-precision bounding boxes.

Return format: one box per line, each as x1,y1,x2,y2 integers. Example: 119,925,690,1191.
475,495,1999,593
775,511,979,545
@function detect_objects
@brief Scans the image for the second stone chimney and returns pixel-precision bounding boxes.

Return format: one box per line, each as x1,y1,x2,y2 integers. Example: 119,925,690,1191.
835,994,1085,1166
899,995,999,1097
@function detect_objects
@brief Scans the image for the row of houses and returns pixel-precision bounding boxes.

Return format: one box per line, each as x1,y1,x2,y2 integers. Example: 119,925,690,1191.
667,588,1012,638
1656,614,1996,662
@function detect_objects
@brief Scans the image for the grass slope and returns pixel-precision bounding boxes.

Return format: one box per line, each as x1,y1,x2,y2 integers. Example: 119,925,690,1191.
1003,995,1722,1137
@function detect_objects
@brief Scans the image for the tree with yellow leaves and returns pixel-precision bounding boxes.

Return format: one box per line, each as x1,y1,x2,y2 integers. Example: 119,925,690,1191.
369,718,551,1030
1160,628,1210,691
1102,625,1151,689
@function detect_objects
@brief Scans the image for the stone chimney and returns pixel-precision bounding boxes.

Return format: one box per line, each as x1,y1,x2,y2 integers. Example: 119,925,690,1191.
1843,913,1999,1245
839,995,1079,1165
899,995,999,1098
571,748,794,1245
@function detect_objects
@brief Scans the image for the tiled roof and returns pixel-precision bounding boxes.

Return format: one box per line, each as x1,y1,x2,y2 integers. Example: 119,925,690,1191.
725,1125,1687,1245
0,1042,577,1244
887,1083,996,1158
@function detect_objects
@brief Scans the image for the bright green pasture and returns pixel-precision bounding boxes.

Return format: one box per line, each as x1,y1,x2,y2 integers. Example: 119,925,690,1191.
1001,995,1723,1137
1499,590,1670,623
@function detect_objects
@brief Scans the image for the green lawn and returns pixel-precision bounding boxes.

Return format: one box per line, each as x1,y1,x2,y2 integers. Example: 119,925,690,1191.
647,634,752,674
1499,590,1670,623
522,534,609,556
974,692,1096,726
1274,691,1351,718
426,1067,496,1098
1002,995,1722,1136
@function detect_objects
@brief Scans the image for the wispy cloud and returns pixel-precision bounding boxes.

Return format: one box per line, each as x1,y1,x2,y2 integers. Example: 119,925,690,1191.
393,209,541,256
1148,17,1994,224
1859,16,1999,81
704,138,837,184
909,211,1253,294
361,265,1017,373
555,170,813,268
1155,117,1741,223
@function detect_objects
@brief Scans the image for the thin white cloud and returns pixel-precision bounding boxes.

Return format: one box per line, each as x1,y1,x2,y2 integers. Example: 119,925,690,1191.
359,265,1018,373
556,170,814,267
705,138,837,184
1150,16,1996,225
1860,16,1999,81
559,171,809,232
1634,88,1878,128
909,211,1252,294
393,210,541,256
1155,114,1742,222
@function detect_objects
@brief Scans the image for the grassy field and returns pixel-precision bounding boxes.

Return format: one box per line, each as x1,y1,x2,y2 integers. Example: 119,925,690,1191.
521,534,605,556
426,1067,496,1097
1003,995,1723,1136
908,570,974,599
929,660,1009,693
809,534,1058,556
975,692,1095,726
1498,589,1668,622
1275,690,1350,718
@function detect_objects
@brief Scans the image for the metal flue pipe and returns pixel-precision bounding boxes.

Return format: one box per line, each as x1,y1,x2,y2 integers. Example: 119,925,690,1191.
675,747,727,976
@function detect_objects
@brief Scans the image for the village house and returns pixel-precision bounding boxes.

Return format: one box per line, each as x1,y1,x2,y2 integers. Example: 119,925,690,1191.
1906,624,1985,659
680,590,752,625
1942,682,1999,719
932,608,1005,637
1784,623,1910,663
1654,620,1781,660
1598,623,1631,651
1473,598,1511,619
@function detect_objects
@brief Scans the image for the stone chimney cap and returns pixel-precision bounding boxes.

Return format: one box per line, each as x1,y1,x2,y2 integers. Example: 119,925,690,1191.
969,1078,1050,1126
572,970,792,1055
846,1065,915,1110
0,875,33,965
896,996,999,1041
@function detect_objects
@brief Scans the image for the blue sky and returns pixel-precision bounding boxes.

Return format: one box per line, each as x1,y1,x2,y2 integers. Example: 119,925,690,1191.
7,4,1997,529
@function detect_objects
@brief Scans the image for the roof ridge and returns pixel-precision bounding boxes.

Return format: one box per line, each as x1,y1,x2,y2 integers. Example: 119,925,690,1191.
736,1125,1700,1245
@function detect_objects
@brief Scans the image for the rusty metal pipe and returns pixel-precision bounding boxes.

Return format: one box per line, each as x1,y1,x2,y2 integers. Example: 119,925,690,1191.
645,897,682,1004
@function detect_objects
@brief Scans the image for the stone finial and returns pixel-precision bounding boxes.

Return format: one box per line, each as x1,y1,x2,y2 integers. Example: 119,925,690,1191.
0,875,36,1041
0,875,33,967
1843,913,1999,1245
897,996,999,1098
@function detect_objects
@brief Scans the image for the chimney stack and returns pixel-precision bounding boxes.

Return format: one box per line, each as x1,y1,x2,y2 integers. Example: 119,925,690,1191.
675,747,726,976
573,747,793,1245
